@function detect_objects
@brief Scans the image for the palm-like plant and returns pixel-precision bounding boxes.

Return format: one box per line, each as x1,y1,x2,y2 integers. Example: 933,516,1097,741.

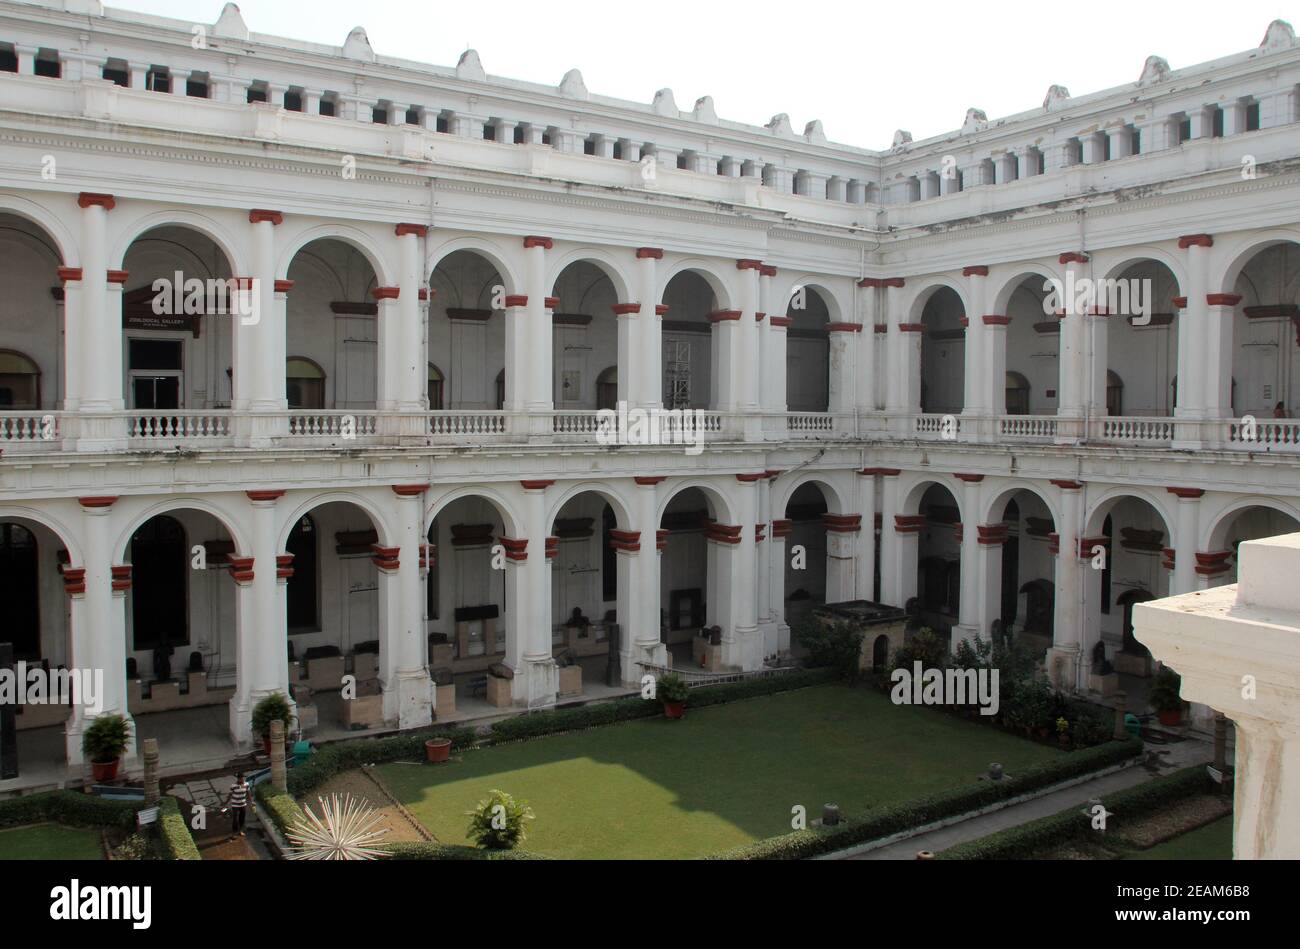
286,793,390,860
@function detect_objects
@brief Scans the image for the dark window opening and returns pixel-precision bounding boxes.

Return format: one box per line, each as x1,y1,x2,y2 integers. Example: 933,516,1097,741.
34,53,60,78
103,64,129,87
1246,102,1260,131
0,523,38,659
145,67,170,93
187,76,209,98
319,96,336,117
1211,108,1224,138
246,84,268,104
0,44,16,73
602,505,617,602
130,515,188,652
284,90,303,112
286,515,318,632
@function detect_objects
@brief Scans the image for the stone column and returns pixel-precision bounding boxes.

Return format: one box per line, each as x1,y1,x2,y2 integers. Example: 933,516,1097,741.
523,237,554,415
76,194,124,416
854,470,878,603
1056,252,1089,424
60,562,91,766
755,473,777,657
634,248,663,410
517,481,558,707
709,308,743,411
57,267,83,415
953,474,984,649
826,323,861,417
770,517,792,653
390,224,428,412
1203,292,1239,422
975,523,1009,642
856,279,880,414
381,486,434,728
728,475,762,670
736,259,762,414
876,470,904,606
1168,487,1203,595
961,267,989,419
1134,533,1300,859
983,315,1011,416
1048,480,1083,690
627,476,667,681
77,496,135,762
823,514,862,604
759,265,781,413
1174,234,1213,426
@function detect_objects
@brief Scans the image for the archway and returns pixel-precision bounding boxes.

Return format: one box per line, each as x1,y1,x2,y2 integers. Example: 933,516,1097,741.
0,212,62,416
991,491,1056,659
661,271,718,409
429,250,508,410
286,239,380,410
658,485,739,668
918,287,966,414
782,482,830,636
120,225,235,414
1206,504,1300,584
1106,260,1180,416
551,261,620,409
914,483,961,634
1228,242,1300,420
785,286,830,412
1002,275,1058,416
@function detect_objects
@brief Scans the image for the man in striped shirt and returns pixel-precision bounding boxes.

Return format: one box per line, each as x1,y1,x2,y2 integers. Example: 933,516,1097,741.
224,772,250,839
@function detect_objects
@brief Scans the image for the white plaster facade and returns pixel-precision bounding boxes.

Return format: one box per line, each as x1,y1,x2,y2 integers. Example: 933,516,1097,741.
1,2,1299,769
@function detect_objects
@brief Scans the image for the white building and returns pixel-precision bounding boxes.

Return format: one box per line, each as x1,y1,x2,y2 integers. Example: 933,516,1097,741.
1,0,1298,772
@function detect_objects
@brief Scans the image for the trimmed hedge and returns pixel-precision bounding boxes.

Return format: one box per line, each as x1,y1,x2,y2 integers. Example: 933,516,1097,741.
378,841,546,861
0,790,140,831
285,725,477,796
486,668,839,744
707,736,1144,860
936,763,1215,860
156,795,201,861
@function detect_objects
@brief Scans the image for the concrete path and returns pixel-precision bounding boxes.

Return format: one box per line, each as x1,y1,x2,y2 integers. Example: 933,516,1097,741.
844,737,1218,860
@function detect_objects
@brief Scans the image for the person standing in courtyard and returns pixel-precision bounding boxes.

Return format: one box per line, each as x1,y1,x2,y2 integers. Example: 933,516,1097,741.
225,772,250,839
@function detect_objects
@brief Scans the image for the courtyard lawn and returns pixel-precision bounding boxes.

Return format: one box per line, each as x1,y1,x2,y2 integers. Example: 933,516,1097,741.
1128,816,1233,861
0,823,105,860
376,683,1061,859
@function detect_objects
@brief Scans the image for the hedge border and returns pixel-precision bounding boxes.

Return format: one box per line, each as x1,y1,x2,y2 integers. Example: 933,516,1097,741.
0,789,200,860
707,737,1145,860
935,762,1216,860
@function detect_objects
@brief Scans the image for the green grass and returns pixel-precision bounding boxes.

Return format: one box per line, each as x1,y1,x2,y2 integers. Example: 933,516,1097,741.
1127,816,1233,861
0,823,105,860
377,684,1061,859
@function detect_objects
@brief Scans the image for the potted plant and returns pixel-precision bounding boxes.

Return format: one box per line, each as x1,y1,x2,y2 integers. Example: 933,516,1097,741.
251,691,296,753
424,735,452,763
656,672,690,719
1055,716,1071,748
1149,666,1184,726
82,713,131,781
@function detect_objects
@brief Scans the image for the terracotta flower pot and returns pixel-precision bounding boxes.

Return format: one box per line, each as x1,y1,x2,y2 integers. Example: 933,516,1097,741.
1158,708,1182,727
425,738,452,763
663,701,685,720
91,758,120,782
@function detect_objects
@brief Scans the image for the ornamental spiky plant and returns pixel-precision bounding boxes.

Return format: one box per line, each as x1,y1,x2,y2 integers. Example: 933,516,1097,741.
286,793,391,860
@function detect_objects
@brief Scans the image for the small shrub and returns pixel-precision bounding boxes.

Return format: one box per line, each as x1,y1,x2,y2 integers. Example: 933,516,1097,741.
466,789,534,850
251,692,295,739
793,617,864,680
81,713,131,764
1148,667,1183,714
655,672,690,705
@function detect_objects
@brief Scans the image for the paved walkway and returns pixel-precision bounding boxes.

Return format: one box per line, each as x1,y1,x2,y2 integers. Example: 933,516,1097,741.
170,773,274,860
844,736,1220,860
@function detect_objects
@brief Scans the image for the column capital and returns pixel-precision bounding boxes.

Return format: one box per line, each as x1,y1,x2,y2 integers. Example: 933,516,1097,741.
759,265,777,278
227,556,255,584
1161,547,1176,571
523,235,553,250
983,314,1011,325
1059,252,1090,265
78,496,119,509
1166,486,1205,499
705,522,742,545
57,267,83,283
954,473,985,483
78,192,116,210
521,480,555,490
612,303,641,315
370,546,400,573
498,537,528,561
634,476,665,486
882,277,905,288
608,530,641,552
708,310,742,322
246,489,285,502
61,567,86,597
735,472,766,483
894,515,926,533
1177,234,1213,249
962,265,989,277
860,467,901,476
1207,293,1242,307
977,524,1009,546
736,259,763,271
372,286,400,300
392,484,429,497
545,537,559,560
1050,479,1084,491
107,270,129,285
111,565,132,592
274,279,295,294
248,209,284,225
857,277,882,288
1195,550,1232,577
825,322,863,333
505,294,528,308
635,247,664,260
822,514,862,533
771,519,793,538
395,222,428,238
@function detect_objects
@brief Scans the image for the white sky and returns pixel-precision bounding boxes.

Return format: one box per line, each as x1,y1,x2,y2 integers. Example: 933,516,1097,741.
96,0,1296,148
